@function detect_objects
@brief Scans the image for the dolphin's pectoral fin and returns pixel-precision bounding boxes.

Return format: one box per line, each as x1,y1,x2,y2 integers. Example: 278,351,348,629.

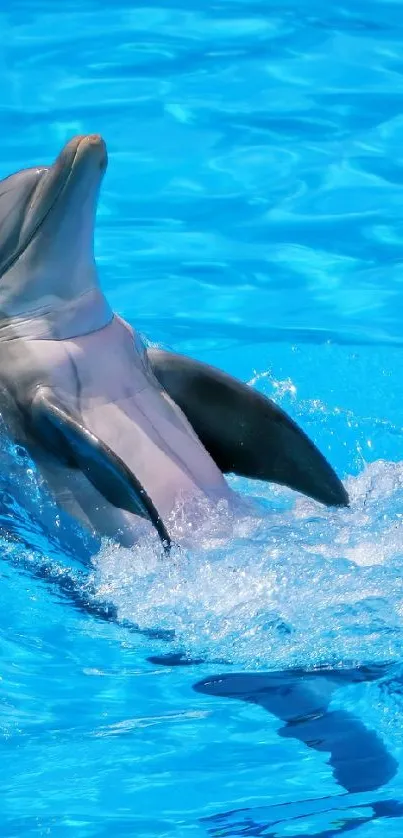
147,349,349,508
29,389,171,553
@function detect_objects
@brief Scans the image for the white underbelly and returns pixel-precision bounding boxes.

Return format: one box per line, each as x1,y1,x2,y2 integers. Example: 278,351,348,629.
17,317,232,545
80,384,230,519
36,383,231,547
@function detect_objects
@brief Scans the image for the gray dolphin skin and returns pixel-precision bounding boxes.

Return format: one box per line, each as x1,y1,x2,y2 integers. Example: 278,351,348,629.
0,134,348,552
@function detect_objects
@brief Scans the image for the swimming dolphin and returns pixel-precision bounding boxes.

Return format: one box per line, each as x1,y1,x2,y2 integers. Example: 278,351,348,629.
0,134,348,551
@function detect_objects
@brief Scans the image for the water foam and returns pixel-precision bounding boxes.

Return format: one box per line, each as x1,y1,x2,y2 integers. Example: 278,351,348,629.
91,460,403,669
2,380,402,672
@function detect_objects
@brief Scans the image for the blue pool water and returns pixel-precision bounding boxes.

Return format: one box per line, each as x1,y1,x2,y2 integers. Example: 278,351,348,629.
2,0,403,834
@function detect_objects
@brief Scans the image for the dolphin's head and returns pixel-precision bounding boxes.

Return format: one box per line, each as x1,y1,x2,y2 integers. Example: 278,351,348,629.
0,134,112,338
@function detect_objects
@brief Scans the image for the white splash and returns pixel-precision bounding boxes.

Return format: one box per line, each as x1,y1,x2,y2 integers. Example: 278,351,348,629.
91,459,403,669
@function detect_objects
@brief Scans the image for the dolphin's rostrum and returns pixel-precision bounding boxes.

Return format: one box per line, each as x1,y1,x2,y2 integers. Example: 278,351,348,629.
0,135,349,550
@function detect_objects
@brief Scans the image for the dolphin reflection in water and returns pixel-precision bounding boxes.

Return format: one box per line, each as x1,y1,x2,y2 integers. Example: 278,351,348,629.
193,665,397,795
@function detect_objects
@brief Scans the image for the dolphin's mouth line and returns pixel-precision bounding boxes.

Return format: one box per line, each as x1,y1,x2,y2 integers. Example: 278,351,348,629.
0,184,20,200
0,145,81,280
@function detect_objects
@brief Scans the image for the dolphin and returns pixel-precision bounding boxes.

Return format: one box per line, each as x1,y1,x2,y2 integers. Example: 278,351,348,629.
0,134,348,551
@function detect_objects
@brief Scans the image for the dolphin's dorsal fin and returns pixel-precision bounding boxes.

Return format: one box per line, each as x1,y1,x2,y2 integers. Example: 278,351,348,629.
147,349,349,508
29,388,171,553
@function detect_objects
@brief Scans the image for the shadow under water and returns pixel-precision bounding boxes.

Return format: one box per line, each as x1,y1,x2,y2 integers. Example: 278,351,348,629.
193,667,398,795
201,798,403,838
3,514,399,801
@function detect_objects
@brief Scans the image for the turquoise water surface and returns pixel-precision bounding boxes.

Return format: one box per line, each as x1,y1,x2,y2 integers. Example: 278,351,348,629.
2,0,403,835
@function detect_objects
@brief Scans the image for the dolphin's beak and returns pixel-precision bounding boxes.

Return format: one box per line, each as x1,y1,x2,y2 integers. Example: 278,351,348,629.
53,134,108,179
0,134,108,279
25,134,107,226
